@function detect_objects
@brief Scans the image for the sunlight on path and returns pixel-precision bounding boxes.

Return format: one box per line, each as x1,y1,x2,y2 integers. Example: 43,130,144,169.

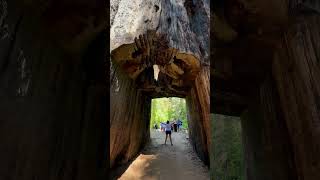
118,130,209,180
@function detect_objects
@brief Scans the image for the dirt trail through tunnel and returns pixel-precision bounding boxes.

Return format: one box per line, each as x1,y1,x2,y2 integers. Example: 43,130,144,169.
113,130,209,180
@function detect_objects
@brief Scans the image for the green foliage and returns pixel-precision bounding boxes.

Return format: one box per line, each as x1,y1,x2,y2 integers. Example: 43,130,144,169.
150,97,188,129
212,114,244,180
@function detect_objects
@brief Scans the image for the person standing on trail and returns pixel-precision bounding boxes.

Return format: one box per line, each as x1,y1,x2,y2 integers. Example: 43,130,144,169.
173,120,178,132
164,121,173,145
177,119,182,131
160,122,166,131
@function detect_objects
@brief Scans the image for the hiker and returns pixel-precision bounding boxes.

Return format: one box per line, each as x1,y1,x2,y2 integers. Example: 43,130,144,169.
177,119,182,131
173,120,178,132
164,120,173,145
160,122,166,131
154,124,158,129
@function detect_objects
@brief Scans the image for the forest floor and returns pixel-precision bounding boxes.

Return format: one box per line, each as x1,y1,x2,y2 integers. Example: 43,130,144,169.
112,129,209,180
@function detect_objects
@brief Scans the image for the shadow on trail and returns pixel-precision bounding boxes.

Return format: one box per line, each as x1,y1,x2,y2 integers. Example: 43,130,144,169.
111,130,209,180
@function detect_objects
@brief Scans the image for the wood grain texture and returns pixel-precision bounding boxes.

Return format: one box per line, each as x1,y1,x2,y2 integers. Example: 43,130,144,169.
0,1,107,179
272,14,320,180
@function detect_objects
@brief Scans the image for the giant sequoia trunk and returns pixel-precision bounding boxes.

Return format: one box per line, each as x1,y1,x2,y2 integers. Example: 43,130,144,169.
110,0,210,168
212,0,320,179
187,67,210,164
272,13,320,179
241,76,296,180
0,1,107,179
110,64,152,167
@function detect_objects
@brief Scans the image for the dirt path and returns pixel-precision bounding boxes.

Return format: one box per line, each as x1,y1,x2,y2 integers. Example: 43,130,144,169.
116,129,209,180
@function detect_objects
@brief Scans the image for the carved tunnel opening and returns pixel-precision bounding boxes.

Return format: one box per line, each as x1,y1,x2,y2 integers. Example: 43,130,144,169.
110,31,210,176
150,97,188,131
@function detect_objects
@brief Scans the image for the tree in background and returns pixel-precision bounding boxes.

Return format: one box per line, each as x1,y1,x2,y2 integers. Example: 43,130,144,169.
150,97,188,129
212,114,244,180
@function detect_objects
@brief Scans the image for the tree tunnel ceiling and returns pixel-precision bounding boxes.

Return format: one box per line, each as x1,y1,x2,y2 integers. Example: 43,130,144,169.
111,30,201,98
211,0,293,116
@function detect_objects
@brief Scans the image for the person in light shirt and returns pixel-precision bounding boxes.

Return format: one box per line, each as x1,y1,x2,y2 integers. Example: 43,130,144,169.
160,122,166,131
164,121,173,145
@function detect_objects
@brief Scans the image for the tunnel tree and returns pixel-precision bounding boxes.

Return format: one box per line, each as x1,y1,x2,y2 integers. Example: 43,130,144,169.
110,0,210,169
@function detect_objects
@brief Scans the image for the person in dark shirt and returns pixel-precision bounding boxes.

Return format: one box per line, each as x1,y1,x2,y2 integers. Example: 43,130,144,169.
173,120,178,132
177,119,182,131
